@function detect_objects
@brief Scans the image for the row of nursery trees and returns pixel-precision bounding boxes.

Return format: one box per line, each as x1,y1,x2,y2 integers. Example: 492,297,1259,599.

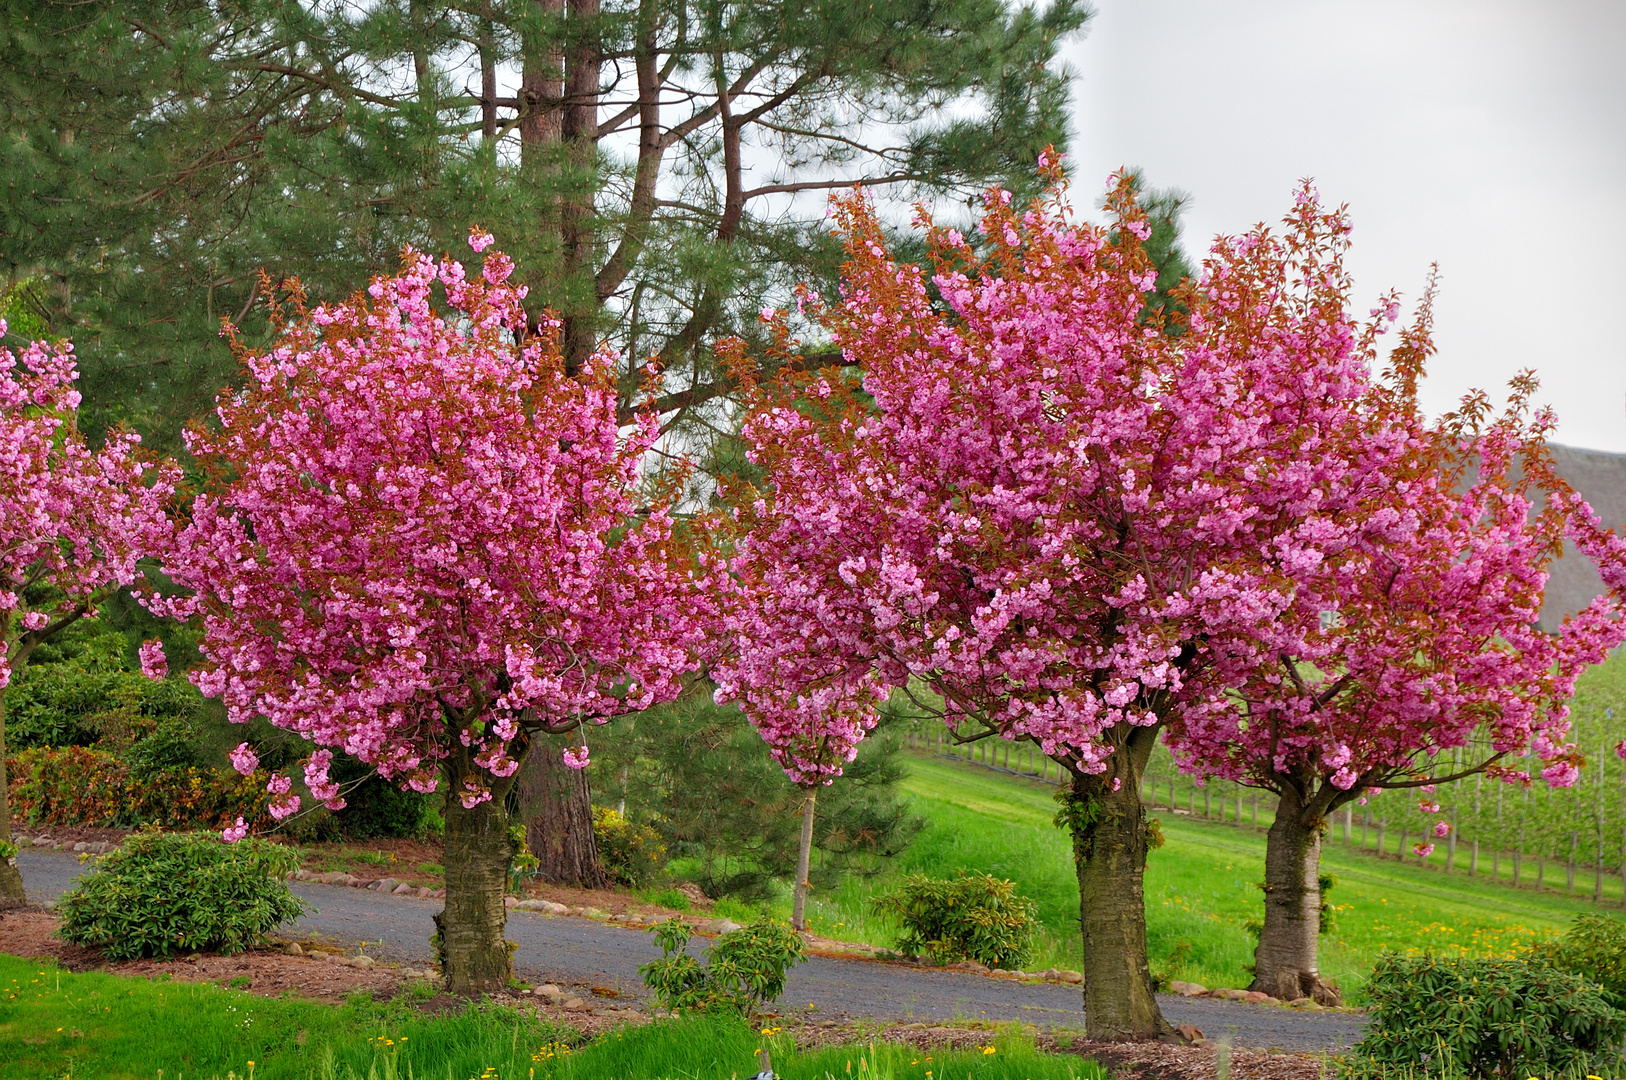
4,161,1626,1042
928,666,1626,902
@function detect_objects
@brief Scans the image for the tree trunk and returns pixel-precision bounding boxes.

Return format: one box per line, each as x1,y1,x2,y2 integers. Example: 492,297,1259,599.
559,0,601,370
792,788,817,931
437,744,521,996
1064,724,1172,1042
516,730,607,888
0,687,25,902
1250,785,1341,1005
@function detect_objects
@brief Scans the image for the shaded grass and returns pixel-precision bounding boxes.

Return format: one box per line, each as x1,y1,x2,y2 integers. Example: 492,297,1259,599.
805,754,1606,998
0,955,1103,1080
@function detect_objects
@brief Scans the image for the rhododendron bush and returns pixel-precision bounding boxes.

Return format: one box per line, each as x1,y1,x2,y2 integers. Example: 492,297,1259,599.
150,236,710,994
0,324,178,902
715,161,1626,1040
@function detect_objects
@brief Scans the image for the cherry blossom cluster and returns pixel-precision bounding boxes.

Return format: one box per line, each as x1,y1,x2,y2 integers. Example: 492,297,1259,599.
0,323,178,686
717,170,1431,781
151,235,713,819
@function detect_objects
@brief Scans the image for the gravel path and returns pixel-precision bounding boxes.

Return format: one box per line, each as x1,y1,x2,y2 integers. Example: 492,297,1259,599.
16,849,1367,1052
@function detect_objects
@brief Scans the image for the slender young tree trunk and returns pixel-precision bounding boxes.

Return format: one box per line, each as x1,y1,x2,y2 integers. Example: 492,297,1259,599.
0,688,25,902
437,743,523,995
792,787,817,931
516,731,607,889
1064,724,1172,1042
1250,784,1341,1005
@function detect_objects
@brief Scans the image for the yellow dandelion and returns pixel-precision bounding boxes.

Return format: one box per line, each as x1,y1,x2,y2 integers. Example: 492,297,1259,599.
983,1047,997,1056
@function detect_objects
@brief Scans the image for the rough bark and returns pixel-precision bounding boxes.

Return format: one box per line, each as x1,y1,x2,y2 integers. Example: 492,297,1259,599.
1250,784,1342,1006
438,743,522,995
0,688,25,902
1065,723,1172,1042
559,0,601,370
520,0,564,155
792,787,817,931
516,730,607,889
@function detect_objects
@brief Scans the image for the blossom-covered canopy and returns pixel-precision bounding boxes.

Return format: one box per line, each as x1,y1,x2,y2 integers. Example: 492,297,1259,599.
153,236,712,818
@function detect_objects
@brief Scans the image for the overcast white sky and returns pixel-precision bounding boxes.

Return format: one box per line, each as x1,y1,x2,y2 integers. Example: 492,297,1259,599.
1061,0,1626,454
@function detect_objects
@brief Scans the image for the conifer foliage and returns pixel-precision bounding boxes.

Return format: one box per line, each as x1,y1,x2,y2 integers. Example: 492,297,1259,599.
1,0,1091,447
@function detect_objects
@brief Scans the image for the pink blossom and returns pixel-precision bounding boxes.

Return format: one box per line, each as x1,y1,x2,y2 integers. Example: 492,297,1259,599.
228,742,259,776
138,640,168,681
1412,842,1435,859
0,327,177,695
1541,760,1580,788
1432,821,1451,838
221,818,248,843
562,745,591,770
468,228,494,252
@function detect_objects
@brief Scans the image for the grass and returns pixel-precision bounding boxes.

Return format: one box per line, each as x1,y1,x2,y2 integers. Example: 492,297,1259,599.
802,753,1611,999
0,954,1103,1080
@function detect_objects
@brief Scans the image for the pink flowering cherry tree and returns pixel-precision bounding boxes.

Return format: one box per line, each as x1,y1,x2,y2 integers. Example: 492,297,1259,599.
1166,320,1626,1004
150,236,711,994
717,166,1410,1040
0,324,179,901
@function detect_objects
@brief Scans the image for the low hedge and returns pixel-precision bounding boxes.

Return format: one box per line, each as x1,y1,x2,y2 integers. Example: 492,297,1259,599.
5,746,269,831
57,830,305,959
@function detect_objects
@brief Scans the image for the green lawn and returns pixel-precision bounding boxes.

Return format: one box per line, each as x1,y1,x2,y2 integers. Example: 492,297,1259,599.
803,753,1611,998
0,954,1104,1080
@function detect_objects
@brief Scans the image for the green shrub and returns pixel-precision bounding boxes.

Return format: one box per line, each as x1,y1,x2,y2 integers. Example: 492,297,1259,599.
594,806,666,887
1534,912,1626,1010
871,870,1038,969
57,830,306,959
639,916,806,1014
325,752,437,839
1342,952,1626,1079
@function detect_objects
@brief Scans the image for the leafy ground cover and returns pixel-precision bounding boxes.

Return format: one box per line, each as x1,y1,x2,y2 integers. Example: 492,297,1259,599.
0,953,1103,1080
801,754,1609,998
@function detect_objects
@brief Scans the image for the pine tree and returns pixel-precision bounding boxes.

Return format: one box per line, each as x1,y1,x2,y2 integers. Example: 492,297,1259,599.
2,0,1093,449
